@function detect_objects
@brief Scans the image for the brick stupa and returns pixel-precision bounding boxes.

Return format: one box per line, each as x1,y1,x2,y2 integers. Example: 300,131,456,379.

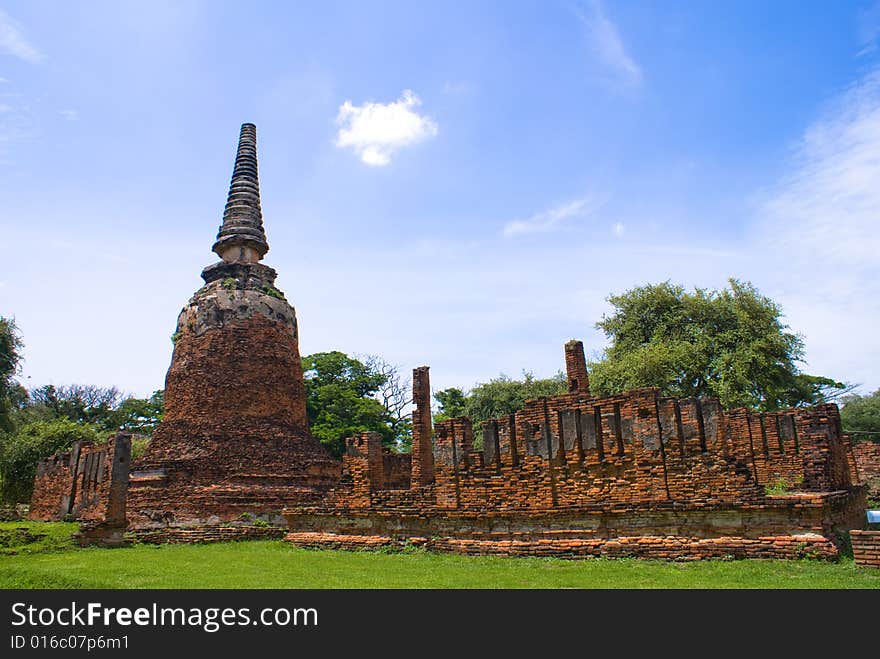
128,124,340,526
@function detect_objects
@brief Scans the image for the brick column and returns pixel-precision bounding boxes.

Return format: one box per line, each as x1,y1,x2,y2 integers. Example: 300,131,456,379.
411,366,435,487
564,340,590,395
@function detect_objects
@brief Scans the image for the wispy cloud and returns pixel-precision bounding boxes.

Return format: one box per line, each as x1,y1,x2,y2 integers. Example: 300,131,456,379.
758,68,880,270
502,197,595,237
58,109,79,121
335,90,438,166
573,0,642,88
753,67,880,391
0,9,44,63
612,221,625,237
857,1,880,57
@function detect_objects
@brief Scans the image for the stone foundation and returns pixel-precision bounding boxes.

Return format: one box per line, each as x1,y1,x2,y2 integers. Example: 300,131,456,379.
286,532,838,561
129,525,286,545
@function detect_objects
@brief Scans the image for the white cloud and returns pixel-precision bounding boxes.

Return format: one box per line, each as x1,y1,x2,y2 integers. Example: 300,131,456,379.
0,9,44,63
612,221,625,237
502,198,594,237
753,67,880,391
573,0,642,88
335,90,438,166
58,109,79,121
758,69,880,270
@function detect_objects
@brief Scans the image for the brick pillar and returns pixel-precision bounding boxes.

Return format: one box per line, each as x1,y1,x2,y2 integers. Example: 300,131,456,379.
105,433,131,527
345,431,385,500
564,340,590,395
482,419,501,469
410,366,435,487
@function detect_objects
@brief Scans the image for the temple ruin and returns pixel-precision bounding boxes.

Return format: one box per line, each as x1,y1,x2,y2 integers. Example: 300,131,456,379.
284,340,868,560
123,123,339,526
28,123,879,561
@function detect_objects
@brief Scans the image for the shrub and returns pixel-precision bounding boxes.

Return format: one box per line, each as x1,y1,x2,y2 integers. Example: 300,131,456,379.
764,476,792,496
131,436,151,461
0,419,98,503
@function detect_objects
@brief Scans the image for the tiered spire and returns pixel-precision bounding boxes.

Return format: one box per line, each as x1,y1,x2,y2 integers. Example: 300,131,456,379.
212,123,269,262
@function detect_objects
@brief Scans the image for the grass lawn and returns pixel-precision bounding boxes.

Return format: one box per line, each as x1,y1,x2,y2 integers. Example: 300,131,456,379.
1,522,878,588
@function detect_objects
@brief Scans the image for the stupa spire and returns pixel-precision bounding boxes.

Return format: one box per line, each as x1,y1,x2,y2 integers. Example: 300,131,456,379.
212,123,269,263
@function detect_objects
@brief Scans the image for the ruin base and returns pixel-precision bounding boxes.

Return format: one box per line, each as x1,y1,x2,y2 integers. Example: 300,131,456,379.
284,488,865,561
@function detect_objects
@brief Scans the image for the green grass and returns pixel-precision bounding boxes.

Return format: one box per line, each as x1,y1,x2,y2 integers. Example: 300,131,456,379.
0,521,79,556
0,523,878,588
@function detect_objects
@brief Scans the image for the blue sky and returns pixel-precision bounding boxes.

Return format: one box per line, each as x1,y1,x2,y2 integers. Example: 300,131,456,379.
1,0,878,400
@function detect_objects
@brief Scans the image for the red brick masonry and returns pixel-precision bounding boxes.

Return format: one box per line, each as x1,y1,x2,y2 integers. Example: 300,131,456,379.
851,530,880,568
851,441,880,498
286,531,838,561
284,358,867,561
129,525,285,545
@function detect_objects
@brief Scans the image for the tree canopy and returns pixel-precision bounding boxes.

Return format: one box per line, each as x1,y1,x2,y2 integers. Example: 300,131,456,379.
588,279,847,411
302,351,411,457
840,389,880,441
0,418,98,503
434,372,567,429
0,317,23,433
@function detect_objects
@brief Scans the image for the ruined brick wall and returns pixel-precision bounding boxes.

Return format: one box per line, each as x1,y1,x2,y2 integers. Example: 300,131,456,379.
425,392,763,513
29,435,131,525
851,530,880,568
284,343,864,560
324,433,412,508
316,387,855,516
29,448,78,520
383,452,411,490
852,441,880,497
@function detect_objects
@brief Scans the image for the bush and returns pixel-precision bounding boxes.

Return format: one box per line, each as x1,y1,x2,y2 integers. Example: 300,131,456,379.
131,435,151,461
0,419,98,503
764,476,792,496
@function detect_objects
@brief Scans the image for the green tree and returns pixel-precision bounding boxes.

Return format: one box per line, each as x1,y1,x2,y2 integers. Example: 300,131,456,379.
588,279,847,410
841,389,880,441
107,390,165,435
28,384,122,428
434,387,468,422
435,372,567,428
302,352,407,457
0,418,98,503
0,317,24,433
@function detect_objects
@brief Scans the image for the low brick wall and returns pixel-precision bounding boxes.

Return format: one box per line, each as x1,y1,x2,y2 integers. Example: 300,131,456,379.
285,489,865,561
286,531,838,561
128,525,286,545
851,530,880,568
